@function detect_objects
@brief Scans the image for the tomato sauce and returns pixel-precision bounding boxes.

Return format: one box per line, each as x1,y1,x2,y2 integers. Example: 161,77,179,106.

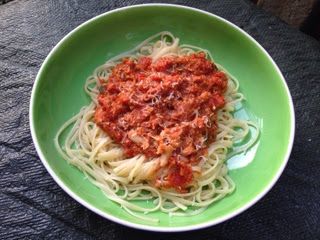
95,52,227,191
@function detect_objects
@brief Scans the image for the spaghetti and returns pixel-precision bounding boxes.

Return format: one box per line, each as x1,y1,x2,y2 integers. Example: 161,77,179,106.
55,32,259,222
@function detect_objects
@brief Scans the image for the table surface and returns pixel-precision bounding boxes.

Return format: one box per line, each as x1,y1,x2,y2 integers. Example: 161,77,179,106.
0,0,319,239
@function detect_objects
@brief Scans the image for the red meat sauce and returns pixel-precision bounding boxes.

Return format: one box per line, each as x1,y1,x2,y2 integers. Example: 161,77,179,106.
95,52,227,191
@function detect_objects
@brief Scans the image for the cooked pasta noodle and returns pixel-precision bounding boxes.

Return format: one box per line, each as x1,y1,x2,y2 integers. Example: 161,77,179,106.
54,32,259,222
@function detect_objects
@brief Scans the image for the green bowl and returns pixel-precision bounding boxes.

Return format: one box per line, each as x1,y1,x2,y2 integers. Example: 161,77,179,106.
30,4,295,231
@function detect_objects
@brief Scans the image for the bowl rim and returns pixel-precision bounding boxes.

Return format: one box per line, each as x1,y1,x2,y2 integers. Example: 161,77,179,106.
29,3,295,232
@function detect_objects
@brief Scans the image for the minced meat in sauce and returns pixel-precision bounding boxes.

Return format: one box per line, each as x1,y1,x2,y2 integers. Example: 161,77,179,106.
95,52,227,191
